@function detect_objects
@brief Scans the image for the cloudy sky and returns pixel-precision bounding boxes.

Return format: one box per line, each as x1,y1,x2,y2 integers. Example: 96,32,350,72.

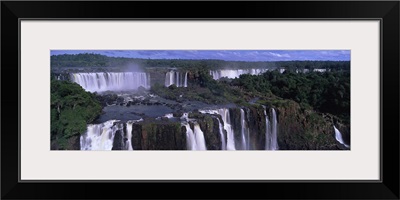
51,50,350,61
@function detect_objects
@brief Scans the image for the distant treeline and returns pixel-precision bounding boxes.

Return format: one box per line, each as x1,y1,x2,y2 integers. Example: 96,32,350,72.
51,53,350,71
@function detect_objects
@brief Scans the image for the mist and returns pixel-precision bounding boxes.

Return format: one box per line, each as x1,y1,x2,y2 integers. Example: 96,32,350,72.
121,62,145,72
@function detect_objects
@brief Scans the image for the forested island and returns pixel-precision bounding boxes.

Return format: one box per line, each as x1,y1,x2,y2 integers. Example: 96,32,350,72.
51,53,350,150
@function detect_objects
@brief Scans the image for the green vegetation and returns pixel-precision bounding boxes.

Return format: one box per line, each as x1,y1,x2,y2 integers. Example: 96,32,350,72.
51,53,350,71
150,68,349,125
150,68,249,105
51,80,102,149
231,70,350,121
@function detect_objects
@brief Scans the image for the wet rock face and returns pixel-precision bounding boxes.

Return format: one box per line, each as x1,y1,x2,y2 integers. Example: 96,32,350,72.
130,121,186,150
274,101,341,150
198,116,221,150
112,130,124,150
186,112,223,150
247,106,265,150
131,123,143,150
229,108,242,150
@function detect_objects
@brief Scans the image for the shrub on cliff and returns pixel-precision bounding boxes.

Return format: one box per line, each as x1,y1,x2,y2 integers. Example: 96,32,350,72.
51,80,102,149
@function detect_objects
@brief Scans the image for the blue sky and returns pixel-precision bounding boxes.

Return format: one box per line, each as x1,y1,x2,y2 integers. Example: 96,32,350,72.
51,50,350,61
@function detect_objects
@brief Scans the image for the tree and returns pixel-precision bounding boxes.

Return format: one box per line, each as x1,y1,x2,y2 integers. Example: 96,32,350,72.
51,80,102,149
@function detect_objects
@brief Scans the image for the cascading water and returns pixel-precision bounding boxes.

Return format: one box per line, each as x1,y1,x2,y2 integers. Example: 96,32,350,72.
263,107,279,150
333,126,350,148
80,120,119,150
216,118,227,150
193,123,207,150
80,119,143,150
270,108,279,150
183,123,197,150
210,69,269,80
184,72,188,87
199,109,236,150
165,71,188,87
182,120,207,151
240,109,249,150
263,107,271,150
70,72,150,92
125,121,134,150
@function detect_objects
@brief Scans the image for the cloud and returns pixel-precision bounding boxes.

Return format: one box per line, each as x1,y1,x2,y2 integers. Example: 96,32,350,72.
51,50,350,61
268,52,290,58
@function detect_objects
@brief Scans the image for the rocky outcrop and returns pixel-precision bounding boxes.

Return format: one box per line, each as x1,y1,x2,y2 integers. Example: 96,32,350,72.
229,107,242,150
246,106,266,150
197,115,222,150
188,112,224,150
112,130,124,150
272,100,344,150
130,120,186,150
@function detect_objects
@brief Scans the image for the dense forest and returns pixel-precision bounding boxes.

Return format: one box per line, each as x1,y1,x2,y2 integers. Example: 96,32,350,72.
51,80,102,149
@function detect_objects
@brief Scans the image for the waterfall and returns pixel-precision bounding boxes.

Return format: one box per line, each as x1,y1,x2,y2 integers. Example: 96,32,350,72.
264,107,272,150
184,72,188,87
80,120,119,150
240,109,249,150
193,124,207,150
210,69,269,80
263,107,279,150
333,126,350,148
270,108,279,150
183,123,197,150
216,118,226,150
182,122,207,150
71,72,150,92
165,71,188,87
125,121,134,150
80,119,143,150
199,109,236,150
180,113,206,150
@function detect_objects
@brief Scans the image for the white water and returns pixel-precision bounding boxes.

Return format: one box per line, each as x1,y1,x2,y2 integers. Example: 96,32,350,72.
210,69,269,80
182,122,207,150
263,107,279,150
165,71,188,87
183,123,197,150
181,113,206,150
240,109,249,150
193,124,207,150
80,119,143,150
270,108,279,150
333,126,350,148
200,109,236,150
264,107,272,150
80,120,119,150
125,121,134,150
164,113,174,118
216,118,227,150
71,72,150,92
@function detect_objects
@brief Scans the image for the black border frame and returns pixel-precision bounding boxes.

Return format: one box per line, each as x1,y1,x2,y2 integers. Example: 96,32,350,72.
2,1,399,199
